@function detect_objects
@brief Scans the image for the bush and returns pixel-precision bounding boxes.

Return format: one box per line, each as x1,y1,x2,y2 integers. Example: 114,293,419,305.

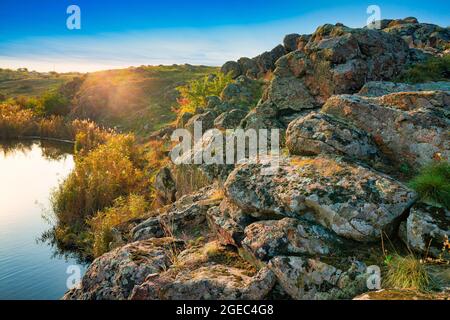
89,194,148,257
37,90,70,116
176,72,233,114
51,134,145,225
409,161,450,209
397,55,450,83
0,103,37,138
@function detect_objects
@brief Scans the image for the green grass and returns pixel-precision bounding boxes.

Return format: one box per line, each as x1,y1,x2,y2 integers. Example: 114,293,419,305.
409,161,450,209
396,55,450,84
384,255,430,291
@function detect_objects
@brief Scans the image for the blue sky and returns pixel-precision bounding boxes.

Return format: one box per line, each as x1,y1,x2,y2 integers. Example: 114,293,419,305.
0,0,448,72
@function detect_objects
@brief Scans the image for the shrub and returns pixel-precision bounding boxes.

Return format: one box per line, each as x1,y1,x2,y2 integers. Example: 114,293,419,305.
384,255,430,291
409,161,450,209
89,194,148,257
51,134,145,225
397,55,450,83
37,90,70,116
176,72,233,114
72,119,115,154
0,103,37,138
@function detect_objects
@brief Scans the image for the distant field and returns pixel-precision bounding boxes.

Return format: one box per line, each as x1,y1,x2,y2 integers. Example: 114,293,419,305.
0,69,80,98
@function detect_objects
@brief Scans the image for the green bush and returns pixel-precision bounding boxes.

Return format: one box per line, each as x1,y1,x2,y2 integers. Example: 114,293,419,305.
409,161,450,209
397,55,450,83
37,90,70,116
176,72,233,114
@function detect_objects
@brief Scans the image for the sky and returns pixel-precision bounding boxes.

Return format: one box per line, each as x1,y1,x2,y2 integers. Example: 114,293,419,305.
0,0,448,72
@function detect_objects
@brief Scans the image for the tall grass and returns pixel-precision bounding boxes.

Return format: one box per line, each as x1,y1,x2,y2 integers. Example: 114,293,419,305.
396,55,450,83
384,255,430,291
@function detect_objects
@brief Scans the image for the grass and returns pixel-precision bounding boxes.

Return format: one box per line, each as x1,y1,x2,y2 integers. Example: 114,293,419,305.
408,161,450,209
396,55,450,83
384,255,431,291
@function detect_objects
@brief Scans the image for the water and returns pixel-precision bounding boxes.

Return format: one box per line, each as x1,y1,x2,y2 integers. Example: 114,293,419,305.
0,140,86,300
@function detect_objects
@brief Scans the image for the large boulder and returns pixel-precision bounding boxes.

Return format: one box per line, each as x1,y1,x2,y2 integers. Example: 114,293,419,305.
214,109,248,130
225,155,416,241
322,91,450,167
62,238,185,300
221,61,241,78
132,186,220,241
268,256,369,300
131,265,276,300
399,203,450,259
286,112,389,171
241,217,347,261
130,242,276,300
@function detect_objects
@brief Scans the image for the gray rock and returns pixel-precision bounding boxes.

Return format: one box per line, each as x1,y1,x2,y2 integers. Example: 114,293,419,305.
268,256,369,300
401,203,450,258
225,155,416,241
62,238,185,300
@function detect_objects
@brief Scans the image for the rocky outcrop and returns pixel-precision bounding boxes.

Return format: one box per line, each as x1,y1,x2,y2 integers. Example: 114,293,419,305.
375,17,450,54
225,155,416,242
241,23,411,130
358,81,450,97
214,109,247,130
399,203,450,259
221,45,286,79
322,91,450,167
63,238,185,300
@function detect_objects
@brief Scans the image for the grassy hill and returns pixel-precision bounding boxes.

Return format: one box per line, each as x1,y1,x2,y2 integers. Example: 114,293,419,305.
0,65,217,136
68,65,217,135
0,68,80,98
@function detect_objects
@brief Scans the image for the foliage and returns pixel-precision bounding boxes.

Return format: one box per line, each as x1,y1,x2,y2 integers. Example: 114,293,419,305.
409,161,450,209
384,255,430,291
51,134,146,226
0,103,37,138
89,194,148,257
176,72,233,114
396,55,450,83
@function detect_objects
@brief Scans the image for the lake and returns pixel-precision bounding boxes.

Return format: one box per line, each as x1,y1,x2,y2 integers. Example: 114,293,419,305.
0,140,86,300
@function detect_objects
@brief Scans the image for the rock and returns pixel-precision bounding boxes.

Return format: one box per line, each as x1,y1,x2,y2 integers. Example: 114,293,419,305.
322,91,450,167
154,167,176,205
62,238,185,300
354,289,450,300
401,203,450,259
220,75,262,108
214,109,248,130
286,112,389,170
225,155,416,241
238,57,260,79
132,186,220,241
244,23,410,129
283,33,302,52
185,111,217,135
131,265,276,300
376,18,450,53
242,217,347,261
358,81,450,97
207,199,256,247
268,256,369,300
254,45,286,75
221,61,241,78
265,75,317,111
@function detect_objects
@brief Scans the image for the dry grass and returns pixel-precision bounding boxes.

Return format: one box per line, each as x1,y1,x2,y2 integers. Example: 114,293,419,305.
384,255,431,291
